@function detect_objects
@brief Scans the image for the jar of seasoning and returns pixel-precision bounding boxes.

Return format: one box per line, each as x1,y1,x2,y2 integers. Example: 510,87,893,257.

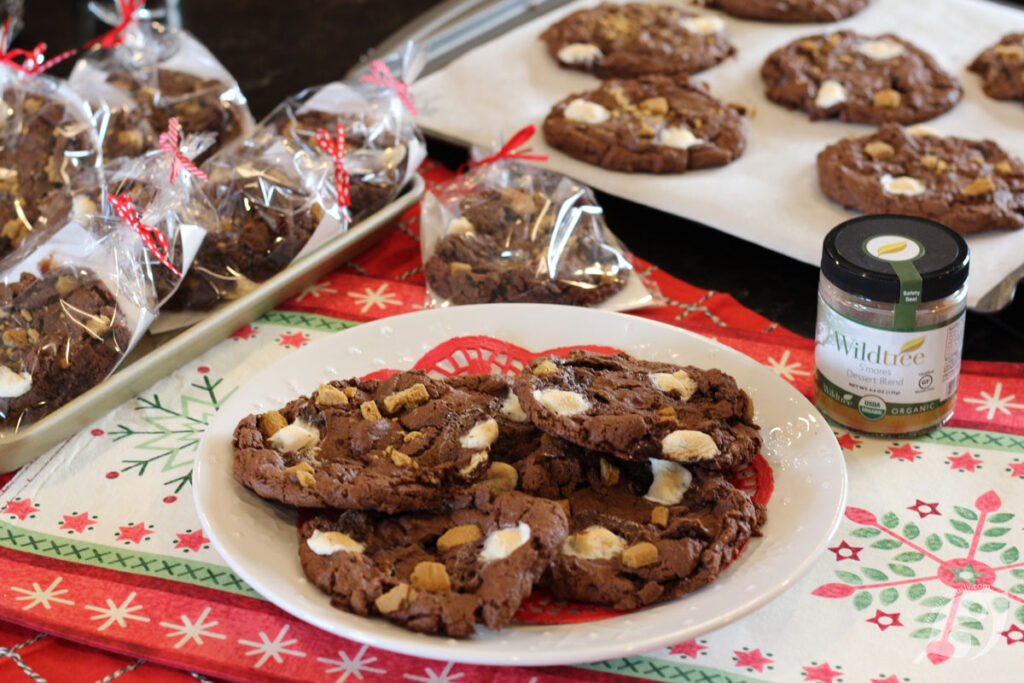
814,215,969,437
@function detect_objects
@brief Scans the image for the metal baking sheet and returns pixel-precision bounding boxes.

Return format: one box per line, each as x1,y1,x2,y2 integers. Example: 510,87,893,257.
0,174,425,473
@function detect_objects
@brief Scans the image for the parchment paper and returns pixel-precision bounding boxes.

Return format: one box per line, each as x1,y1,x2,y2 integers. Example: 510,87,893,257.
412,0,1024,308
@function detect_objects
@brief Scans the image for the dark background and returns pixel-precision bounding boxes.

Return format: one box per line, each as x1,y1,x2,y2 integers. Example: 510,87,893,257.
18,0,1024,360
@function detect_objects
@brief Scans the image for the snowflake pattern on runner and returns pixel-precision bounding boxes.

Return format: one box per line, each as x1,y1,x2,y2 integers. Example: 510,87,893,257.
317,643,387,682
962,382,1024,421
813,490,1024,664
107,369,237,494
295,279,339,302
237,625,306,669
348,283,402,313
83,592,150,632
403,661,464,682
159,606,227,649
10,577,73,611
766,350,811,382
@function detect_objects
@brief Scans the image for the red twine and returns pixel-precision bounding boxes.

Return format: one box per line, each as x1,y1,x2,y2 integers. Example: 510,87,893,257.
358,60,417,116
458,124,549,174
315,123,352,211
0,19,77,75
108,192,182,277
85,0,146,50
159,117,208,184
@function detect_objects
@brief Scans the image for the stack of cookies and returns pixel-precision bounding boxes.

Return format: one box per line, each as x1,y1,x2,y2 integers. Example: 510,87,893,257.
232,350,767,637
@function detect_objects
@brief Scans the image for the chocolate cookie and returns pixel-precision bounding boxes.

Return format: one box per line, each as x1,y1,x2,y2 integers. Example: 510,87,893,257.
817,123,1024,235
298,488,569,637
969,34,1024,102
233,371,509,513
424,184,631,305
100,105,158,160
541,3,735,79
707,0,869,23
512,351,760,471
761,31,962,124
0,266,131,428
543,75,745,173
514,439,764,610
107,68,246,163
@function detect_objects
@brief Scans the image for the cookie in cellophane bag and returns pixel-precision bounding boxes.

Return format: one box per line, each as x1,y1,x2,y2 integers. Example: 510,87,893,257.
69,0,253,164
0,201,159,432
421,125,653,309
0,34,101,260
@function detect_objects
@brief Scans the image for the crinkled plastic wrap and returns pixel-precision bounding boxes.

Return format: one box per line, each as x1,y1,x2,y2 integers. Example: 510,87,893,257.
101,131,215,305
422,159,648,308
0,208,157,432
69,19,253,163
0,67,101,260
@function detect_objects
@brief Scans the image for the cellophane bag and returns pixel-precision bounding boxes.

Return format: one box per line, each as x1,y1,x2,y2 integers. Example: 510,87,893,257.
0,64,102,260
100,124,215,305
421,135,650,309
0,207,157,432
70,10,253,164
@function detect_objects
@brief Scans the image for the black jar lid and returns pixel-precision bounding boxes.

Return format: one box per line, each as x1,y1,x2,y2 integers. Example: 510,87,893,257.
821,215,970,303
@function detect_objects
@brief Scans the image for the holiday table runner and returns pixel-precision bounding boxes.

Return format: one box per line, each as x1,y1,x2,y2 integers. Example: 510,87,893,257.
2,162,1024,682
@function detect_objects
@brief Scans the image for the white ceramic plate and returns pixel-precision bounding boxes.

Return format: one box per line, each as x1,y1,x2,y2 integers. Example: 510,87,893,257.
193,304,846,666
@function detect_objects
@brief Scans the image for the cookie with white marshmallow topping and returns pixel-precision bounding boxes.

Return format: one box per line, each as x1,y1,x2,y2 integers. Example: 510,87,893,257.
761,31,961,124
817,123,1024,235
543,74,745,173
297,488,568,637
707,0,869,23
513,350,760,470
541,3,735,79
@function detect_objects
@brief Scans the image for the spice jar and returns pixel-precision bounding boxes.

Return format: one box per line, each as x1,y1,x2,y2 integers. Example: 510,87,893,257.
814,215,969,437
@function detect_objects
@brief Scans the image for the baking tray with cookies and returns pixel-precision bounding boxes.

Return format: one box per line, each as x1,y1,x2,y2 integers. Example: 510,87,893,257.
409,0,1024,312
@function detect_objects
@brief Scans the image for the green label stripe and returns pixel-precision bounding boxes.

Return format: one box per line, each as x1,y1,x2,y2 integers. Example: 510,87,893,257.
890,259,923,330
257,310,359,332
916,427,1024,453
817,371,945,415
577,655,767,682
0,522,261,599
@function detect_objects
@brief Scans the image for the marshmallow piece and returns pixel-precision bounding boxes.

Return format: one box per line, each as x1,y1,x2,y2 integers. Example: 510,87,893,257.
557,42,604,65
906,124,943,138
533,389,590,416
500,392,528,422
480,522,532,562
268,420,319,453
661,429,719,462
815,80,847,108
0,365,31,398
650,370,697,399
459,450,489,475
562,525,627,560
657,126,704,150
564,98,611,124
307,529,365,556
681,15,725,35
460,418,499,449
448,216,475,234
645,459,693,506
881,174,926,196
858,38,905,60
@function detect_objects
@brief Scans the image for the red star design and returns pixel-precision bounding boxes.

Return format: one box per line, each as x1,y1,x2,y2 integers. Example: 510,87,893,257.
829,540,863,562
116,522,154,544
734,648,773,673
174,529,210,553
59,512,96,534
887,443,922,462
230,323,257,340
836,433,862,451
866,609,903,631
803,662,842,683
907,500,940,518
1008,462,1024,478
871,676,902,683
2,498,39,520
669,639,707,658
948,452,983,472
278,331,311,348
1001,624,1024,645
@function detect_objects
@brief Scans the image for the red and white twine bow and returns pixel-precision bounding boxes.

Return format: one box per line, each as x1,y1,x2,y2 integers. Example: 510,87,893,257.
315,123,352,211
358,60,417,116
159,117,208,184
85,0,146,49
0,19,77,75
108,192,182,277
460,124,549,173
